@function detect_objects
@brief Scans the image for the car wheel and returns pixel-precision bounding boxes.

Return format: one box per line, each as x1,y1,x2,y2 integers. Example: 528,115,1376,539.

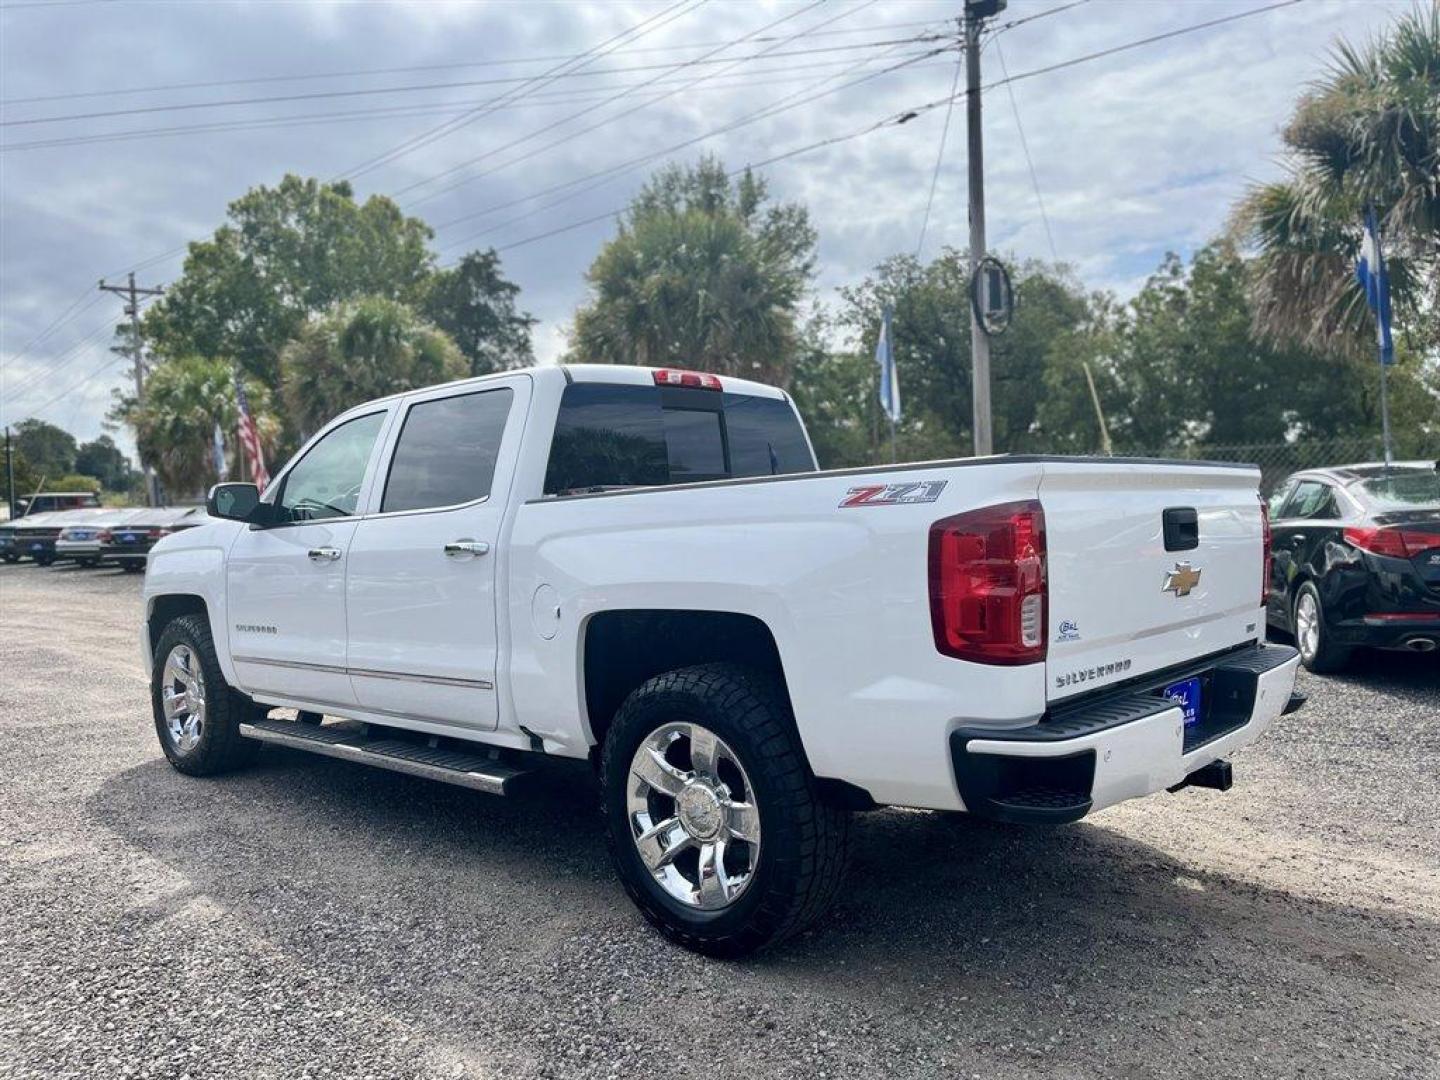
600,663,850,957
79,557,99,568
1293,582,1351,673
3,554,18,564
151,613,260,776
34,554,54,567
122,562,144,574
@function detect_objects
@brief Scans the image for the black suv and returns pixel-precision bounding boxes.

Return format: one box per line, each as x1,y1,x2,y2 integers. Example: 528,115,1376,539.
1265,462,1440,671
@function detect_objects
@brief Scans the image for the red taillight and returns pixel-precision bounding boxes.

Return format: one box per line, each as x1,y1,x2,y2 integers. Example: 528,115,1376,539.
97,529,112,542
1260,495,1272,607
149,527,174,539
1344,526,1437,559
928,500,1047,665
653,368,722,390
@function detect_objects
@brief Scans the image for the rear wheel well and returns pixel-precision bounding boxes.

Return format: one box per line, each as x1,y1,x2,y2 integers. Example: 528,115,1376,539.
583,610,790,753
148,594,209,656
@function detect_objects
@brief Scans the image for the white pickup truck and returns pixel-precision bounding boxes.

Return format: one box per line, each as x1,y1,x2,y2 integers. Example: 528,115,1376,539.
142,364,1303,955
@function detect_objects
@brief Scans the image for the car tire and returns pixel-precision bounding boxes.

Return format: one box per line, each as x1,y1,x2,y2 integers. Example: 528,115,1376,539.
79,557,99,568
2,554,17,564
1293,581,1351,673
600,663,850,958
151,613,260,776
34,554,54,567
122,562,144,574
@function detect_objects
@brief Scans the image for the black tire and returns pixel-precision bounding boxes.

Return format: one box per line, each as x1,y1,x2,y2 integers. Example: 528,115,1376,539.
1293,581,1351,673
151,613,260,776
600,663,850,958
79,557,99,568
34,554,55,567
2,554,18,564
122,561,145,574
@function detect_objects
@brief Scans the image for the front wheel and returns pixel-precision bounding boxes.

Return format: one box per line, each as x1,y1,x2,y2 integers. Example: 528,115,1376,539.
151,614,259,775
600,663,849,957
1293,582,1351,673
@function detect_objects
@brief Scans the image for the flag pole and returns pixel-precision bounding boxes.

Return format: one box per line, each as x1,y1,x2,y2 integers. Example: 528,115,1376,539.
1379,351,1393,468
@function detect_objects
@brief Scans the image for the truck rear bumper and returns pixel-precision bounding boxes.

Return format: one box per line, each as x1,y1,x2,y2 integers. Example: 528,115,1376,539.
949,643,1300,824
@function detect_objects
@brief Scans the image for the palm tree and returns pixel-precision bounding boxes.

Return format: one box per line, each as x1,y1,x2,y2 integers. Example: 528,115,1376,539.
1234,5,1438,355
118,355,279,497
280,296,467,435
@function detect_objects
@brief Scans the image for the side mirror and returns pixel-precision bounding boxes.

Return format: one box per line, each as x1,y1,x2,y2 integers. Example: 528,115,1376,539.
207,482,263,522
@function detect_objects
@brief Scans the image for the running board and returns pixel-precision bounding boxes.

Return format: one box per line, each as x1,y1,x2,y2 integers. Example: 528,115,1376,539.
239,717,530,795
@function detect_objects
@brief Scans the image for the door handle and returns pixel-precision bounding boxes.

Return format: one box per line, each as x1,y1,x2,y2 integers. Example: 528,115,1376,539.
307,547,342,562
444,539,490,558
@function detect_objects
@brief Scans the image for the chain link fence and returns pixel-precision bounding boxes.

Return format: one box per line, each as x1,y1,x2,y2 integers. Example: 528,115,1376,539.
1135,438,1440,494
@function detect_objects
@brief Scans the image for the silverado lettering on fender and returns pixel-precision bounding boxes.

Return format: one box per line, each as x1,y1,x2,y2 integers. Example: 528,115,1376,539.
141,364,1303,956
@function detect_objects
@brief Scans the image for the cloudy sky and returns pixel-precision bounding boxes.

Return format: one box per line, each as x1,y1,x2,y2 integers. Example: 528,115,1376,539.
0,0,1414,458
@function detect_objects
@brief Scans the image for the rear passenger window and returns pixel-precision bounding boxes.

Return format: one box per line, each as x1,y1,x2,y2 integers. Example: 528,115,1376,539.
381,388,513,513
1283,481,1339,520
543,382,816,496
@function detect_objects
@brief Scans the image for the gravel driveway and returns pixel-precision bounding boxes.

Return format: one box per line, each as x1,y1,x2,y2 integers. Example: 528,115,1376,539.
2,563,1437,1079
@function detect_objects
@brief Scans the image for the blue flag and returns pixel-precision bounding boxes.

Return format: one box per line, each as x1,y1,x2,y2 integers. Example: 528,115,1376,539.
875,305,901,424
1355,207,1395,366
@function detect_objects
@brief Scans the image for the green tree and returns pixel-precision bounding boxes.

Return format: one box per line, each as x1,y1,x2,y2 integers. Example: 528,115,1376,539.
569,157,816,386
421,250,536,376
13,418,77,481
1234,5,1438,356
117,355,279,497
834,251,1098,459
145,175,436,387
280,297,468,436
74,435,136,491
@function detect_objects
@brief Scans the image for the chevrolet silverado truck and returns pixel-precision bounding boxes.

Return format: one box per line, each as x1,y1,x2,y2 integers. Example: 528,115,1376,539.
141,364,1303,955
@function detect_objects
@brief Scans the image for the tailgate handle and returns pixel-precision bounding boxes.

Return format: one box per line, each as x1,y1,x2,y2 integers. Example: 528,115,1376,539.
1163,507,1199,552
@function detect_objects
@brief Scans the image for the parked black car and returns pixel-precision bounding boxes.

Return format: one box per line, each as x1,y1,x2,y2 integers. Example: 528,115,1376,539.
1265,461,1440,671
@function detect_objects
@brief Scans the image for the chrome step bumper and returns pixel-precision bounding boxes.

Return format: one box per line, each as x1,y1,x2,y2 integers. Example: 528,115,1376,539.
239,717,529,795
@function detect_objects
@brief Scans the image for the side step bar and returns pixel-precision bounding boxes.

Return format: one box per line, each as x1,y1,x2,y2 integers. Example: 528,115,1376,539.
239,717,530,795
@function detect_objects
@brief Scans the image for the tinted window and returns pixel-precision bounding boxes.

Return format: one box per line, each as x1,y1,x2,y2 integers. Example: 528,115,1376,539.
723,393,814,477
382,388,513,513
543,382,815,496
663,409,726,481
1358,472,1440,510
277,412,386,522
1283,480,1339,520
544,383,668,495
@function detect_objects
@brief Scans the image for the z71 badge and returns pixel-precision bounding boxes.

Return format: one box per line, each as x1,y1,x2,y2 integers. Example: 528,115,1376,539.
839,480,947,508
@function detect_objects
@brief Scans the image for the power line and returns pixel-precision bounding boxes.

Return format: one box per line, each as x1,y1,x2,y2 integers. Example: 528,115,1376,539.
3,315,118,400
335,0,707,183
2,53,953,154
993,37,1057,262
915,43,963,261
484,0,1311,256
434,39,947,253
0,34,951,131
0,17,946,107
400,0,883,208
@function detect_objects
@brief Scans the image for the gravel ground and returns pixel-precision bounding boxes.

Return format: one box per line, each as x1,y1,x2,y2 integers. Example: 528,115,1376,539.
1,562,1437,1080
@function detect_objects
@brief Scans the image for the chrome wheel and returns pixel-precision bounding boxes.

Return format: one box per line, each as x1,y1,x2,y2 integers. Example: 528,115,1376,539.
1295,591,1320,661
626,722,761,911
161,643,207,754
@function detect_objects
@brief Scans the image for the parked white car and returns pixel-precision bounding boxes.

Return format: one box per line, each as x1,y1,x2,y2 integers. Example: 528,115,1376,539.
141,364,1302,954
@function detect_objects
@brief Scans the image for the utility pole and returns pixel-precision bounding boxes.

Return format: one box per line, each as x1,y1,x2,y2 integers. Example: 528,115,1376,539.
4,426,15,520
963,0,1004,457
99,272,164,505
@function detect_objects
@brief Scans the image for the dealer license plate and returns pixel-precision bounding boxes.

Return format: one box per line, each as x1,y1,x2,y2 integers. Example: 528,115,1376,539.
1163,677,1202,727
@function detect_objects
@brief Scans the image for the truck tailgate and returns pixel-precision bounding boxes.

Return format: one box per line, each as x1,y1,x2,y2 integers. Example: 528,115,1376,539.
1039,461,1263,702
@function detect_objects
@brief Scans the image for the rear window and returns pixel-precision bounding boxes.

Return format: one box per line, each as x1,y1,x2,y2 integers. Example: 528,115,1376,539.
1357,471,1440,510
543,382,814,496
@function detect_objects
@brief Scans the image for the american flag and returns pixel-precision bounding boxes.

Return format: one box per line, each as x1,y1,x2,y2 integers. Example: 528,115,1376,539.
234,371,270,491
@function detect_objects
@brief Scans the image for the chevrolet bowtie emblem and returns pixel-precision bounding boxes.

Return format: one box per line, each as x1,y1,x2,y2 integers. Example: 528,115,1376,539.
1162,562,1203,597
